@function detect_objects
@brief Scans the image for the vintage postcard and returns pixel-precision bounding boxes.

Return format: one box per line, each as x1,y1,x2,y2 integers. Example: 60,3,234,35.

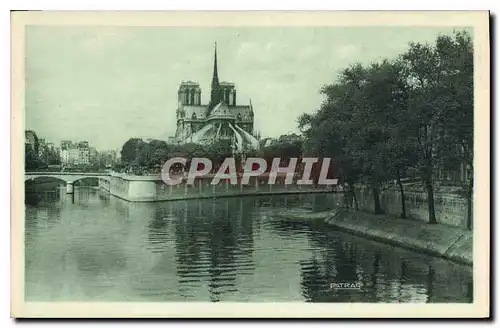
11,11,490,318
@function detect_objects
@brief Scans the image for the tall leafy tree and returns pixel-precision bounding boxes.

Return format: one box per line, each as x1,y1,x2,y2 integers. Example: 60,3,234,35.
433,31,474,229
299,64,367,209
400,30,473,225
299,30,473,222
120,138,144,164
361,60,416,216
401,41,442,224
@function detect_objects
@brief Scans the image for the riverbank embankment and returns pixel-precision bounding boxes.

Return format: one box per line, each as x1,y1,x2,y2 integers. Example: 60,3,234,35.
99,173,337,202
272,208,473,266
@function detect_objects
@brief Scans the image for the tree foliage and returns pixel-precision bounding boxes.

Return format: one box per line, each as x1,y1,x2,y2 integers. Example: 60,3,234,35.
298,30,473,226
119,138,237,174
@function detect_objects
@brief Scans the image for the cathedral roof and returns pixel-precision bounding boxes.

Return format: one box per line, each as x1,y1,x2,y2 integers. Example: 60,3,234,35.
178,81,201,92
220,81,235,87
230,105,253,120
182,105,208,119
180,81,199,86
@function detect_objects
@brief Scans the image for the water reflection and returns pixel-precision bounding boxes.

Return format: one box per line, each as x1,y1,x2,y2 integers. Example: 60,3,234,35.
299,229,473,303
24,187,472,302
157,198,257,302
25,180,64,206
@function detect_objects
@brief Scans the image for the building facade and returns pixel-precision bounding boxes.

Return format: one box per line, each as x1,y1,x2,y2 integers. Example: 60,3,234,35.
78,141,90,165
25,130,38,153
25,130,39,168
60,140,91,166
174,44,259,152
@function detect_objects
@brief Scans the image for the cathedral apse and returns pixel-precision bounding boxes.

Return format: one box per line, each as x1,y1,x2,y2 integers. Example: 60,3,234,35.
174,43,259,153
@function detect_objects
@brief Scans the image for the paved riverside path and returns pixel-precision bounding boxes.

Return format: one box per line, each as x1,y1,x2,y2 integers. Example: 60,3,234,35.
269,208,473,266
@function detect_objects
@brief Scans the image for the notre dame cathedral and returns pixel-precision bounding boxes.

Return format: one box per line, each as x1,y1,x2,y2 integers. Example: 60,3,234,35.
174,43,260,152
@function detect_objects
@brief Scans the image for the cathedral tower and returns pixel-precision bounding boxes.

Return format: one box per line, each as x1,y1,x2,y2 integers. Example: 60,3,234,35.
178,82,201,106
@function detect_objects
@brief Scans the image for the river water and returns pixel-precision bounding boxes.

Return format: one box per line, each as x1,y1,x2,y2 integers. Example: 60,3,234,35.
24,185,473,303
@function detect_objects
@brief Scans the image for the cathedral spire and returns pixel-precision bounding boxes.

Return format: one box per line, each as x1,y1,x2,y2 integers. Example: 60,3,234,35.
212,42,219,87
209,42,221,112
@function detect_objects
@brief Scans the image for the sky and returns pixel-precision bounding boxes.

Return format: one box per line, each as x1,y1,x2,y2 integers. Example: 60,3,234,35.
25,26,468,150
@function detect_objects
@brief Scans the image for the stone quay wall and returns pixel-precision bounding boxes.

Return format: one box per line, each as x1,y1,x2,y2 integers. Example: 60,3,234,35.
347,185,470,229
98,174,469,229
98,173,335,203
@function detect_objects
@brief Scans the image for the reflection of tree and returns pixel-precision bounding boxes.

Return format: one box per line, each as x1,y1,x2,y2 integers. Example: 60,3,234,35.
309,229,478,303
24,187,64,275
25,179,63,206
369,253,382,302
205,199,239,301
169,197,256,301
398,261,407,301
174,201,204,272
234,198,255,259
147,207,170,253
299,255,329,302
466,281,473,302
207,222,237,300
300,230,360,302
25,192,40,206
25,184,63,233
426,265,435,303
335,241,358,282
143,192,475,303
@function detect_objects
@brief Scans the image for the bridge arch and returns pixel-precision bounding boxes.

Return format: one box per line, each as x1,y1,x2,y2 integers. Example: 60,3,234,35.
25,173,110,183
25,172,111,194
72,176,102,185
25,175,68,184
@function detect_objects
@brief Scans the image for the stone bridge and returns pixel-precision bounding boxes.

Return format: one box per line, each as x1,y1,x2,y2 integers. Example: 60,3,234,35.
25,172,110,194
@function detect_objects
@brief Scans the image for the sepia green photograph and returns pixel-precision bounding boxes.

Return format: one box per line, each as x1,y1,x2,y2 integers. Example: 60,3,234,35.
11,10,490,318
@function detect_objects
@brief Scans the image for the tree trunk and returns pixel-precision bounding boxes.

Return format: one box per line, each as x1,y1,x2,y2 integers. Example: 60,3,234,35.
373,186,384,214
396,167,406,218
343,184,350,208
466,173,473,230
352,184,359,211
425,178,437,224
